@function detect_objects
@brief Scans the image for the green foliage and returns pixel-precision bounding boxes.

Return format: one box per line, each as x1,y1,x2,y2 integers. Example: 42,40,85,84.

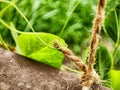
104,4,120,43
17,32,67,68
106,0,120,12
110,70,120,90
95,45,112,87
104,4,120,69
114,46,120,70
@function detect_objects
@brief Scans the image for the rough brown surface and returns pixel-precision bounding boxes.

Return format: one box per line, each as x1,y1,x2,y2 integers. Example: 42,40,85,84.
0,48,111,90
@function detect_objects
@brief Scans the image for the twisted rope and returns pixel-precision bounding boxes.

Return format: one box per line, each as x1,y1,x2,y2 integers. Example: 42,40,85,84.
54,0,106,89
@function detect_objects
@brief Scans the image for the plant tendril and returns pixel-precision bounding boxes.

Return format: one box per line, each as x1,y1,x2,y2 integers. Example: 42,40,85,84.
59,0,82,36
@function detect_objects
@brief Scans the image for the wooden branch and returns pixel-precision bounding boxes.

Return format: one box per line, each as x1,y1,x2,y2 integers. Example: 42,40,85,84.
0,48,111,90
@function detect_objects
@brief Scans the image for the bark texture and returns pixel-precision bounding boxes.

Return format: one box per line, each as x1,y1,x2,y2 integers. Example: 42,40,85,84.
0,48,111,90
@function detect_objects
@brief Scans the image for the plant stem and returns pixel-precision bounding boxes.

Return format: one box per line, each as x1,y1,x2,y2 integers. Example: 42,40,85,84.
12,4,35,33
0,19,24,34
61,65,81,74
113,44,119,58
0,34,10,50
0,0,11,3
0,4,11,17
59,0,82,36
113,10,120,58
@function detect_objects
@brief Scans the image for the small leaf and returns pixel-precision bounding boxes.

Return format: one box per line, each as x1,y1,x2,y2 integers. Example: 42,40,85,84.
110,70,120,90
95,45,112,87
104,4,120,43
17,32,67,68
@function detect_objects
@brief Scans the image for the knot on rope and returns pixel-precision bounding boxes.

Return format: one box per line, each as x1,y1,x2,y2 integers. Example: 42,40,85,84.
53,40,100,88
80,69,100,87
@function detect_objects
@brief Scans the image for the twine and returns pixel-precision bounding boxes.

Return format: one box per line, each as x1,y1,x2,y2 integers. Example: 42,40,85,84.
53,0,106,89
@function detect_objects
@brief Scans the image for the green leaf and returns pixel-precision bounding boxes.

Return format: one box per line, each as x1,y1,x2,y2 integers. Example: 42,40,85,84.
95,45,112,87
17,32,67,55
17,32,67,68
110,70,120,90
29,47,64,68
104,4,120,43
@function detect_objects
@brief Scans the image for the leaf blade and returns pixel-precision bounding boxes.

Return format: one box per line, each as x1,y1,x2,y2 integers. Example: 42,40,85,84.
29,47,64,68
17,32,67,68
